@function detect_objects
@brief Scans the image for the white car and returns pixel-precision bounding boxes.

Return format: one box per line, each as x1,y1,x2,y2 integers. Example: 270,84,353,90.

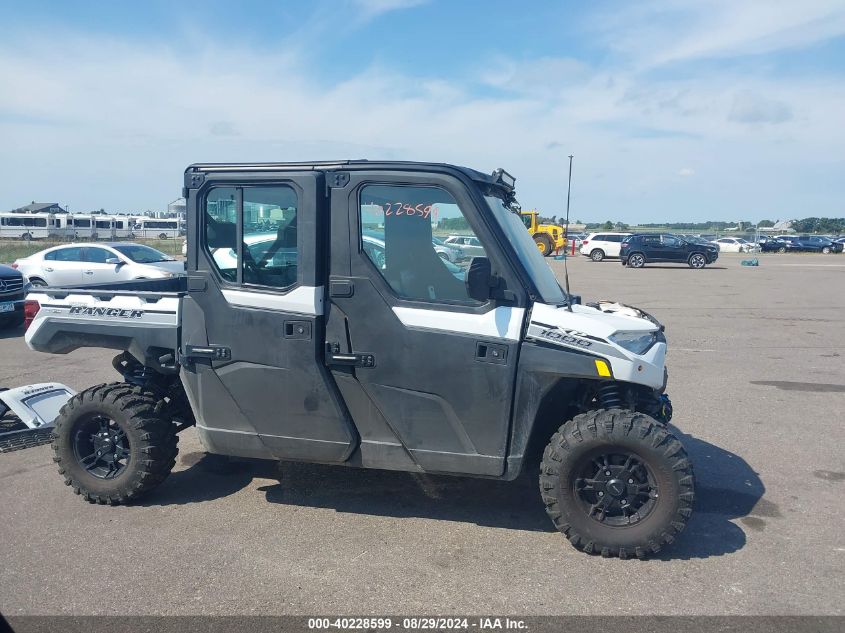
444,235,485,258
579,232,632,261
13,243,185,287
710,237,760,253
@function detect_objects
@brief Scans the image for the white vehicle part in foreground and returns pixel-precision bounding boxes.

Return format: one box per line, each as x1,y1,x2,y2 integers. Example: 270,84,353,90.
527,302,666,390
0,383,76,430
0,383,76,451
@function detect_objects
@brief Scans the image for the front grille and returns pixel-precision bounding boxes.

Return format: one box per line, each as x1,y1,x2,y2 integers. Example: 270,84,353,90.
0,277,24,295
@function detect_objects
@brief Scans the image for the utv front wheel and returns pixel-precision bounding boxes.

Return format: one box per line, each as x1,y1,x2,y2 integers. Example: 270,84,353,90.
52,383,179,504
539,409,694,558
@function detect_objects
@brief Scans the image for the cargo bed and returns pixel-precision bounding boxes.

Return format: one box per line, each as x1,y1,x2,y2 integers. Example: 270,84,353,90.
24,277,185,367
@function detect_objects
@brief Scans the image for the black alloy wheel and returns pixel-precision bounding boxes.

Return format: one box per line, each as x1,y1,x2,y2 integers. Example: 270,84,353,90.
574,449,658,527
72,415,131,480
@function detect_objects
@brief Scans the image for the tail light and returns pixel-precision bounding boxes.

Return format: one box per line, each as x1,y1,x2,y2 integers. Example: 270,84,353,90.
582,240,589,245
10,262,18,269
24,300,40,330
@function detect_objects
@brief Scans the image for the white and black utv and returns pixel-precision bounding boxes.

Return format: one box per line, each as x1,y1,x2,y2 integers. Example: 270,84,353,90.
25,160,693,558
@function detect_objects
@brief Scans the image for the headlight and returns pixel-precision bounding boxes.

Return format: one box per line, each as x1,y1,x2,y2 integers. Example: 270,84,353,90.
609,330,658,355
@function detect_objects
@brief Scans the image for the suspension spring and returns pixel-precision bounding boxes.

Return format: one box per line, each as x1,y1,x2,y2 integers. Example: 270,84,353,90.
597,382,623,409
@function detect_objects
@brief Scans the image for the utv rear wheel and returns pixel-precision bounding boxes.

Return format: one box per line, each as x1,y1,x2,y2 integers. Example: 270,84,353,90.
539,409,694,558
627,253,645,268
52,383,179,504
688,253,707,268
535,234,553,257
590,249,605,262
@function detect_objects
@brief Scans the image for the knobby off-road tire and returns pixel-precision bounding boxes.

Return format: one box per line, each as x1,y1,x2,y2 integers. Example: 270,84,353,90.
539,408,694,559
52,383,179,504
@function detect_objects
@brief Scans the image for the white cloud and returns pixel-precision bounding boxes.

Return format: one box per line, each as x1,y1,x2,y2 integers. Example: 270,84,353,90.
0,21,842,222
678,168,695,177
351,0,429,20
594,0,845,68
728,92,792,124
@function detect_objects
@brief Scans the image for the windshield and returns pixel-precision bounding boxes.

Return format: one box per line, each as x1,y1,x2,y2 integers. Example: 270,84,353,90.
112,243,173,263
484,195,567,305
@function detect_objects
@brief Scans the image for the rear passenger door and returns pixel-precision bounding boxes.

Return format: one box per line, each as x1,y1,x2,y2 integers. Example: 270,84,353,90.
41,247,84,286
638,235,662,260
180,171,356,462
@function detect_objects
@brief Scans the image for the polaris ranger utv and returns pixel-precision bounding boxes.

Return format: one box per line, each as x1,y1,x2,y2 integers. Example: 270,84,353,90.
26,161,693,558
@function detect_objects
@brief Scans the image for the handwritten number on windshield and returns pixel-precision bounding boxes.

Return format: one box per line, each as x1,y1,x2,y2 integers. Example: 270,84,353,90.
382,203,439,220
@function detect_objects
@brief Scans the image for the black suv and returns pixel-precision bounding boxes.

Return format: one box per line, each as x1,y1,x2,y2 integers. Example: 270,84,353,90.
620,233,719,269
0,264,26,329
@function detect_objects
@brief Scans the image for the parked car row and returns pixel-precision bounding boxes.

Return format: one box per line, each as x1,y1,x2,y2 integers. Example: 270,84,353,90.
758,235,843,254
579,230,842,268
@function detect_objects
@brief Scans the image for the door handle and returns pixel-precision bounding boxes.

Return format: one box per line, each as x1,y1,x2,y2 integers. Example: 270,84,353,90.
44,267,54,272
325,343,375,367
83,270,94,275
329,353,376,367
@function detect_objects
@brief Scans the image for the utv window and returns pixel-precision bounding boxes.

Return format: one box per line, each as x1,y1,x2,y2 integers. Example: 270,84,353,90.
204,185,298,289
359,184,485,304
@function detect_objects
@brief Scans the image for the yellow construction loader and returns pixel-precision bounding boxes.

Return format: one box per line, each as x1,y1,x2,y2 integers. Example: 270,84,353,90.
520,210,566,256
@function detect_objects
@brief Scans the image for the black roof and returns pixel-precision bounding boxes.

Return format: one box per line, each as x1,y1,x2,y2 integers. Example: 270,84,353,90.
16,202,65,213
185,160,500,187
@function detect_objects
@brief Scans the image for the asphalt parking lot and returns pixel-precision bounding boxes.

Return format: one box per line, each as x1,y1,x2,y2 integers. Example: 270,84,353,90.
1,252,843,616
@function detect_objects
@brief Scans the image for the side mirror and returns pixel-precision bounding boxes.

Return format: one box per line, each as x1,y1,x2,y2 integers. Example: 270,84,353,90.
105,257,122,266
466,256,492,302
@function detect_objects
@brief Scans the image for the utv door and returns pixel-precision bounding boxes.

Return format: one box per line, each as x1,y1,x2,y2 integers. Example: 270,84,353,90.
180,170,356,462
324,170,526,476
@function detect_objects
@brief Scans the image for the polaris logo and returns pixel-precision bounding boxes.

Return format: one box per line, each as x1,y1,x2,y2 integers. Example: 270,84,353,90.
69,306,144,318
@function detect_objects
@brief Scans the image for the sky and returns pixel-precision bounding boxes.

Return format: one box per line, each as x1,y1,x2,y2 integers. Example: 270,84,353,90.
0,0,843,223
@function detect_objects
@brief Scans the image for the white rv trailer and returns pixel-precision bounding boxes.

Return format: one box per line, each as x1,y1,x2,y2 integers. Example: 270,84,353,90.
49,214,75,239
0,213,54,240
67,215,97,239
132,217,184,239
